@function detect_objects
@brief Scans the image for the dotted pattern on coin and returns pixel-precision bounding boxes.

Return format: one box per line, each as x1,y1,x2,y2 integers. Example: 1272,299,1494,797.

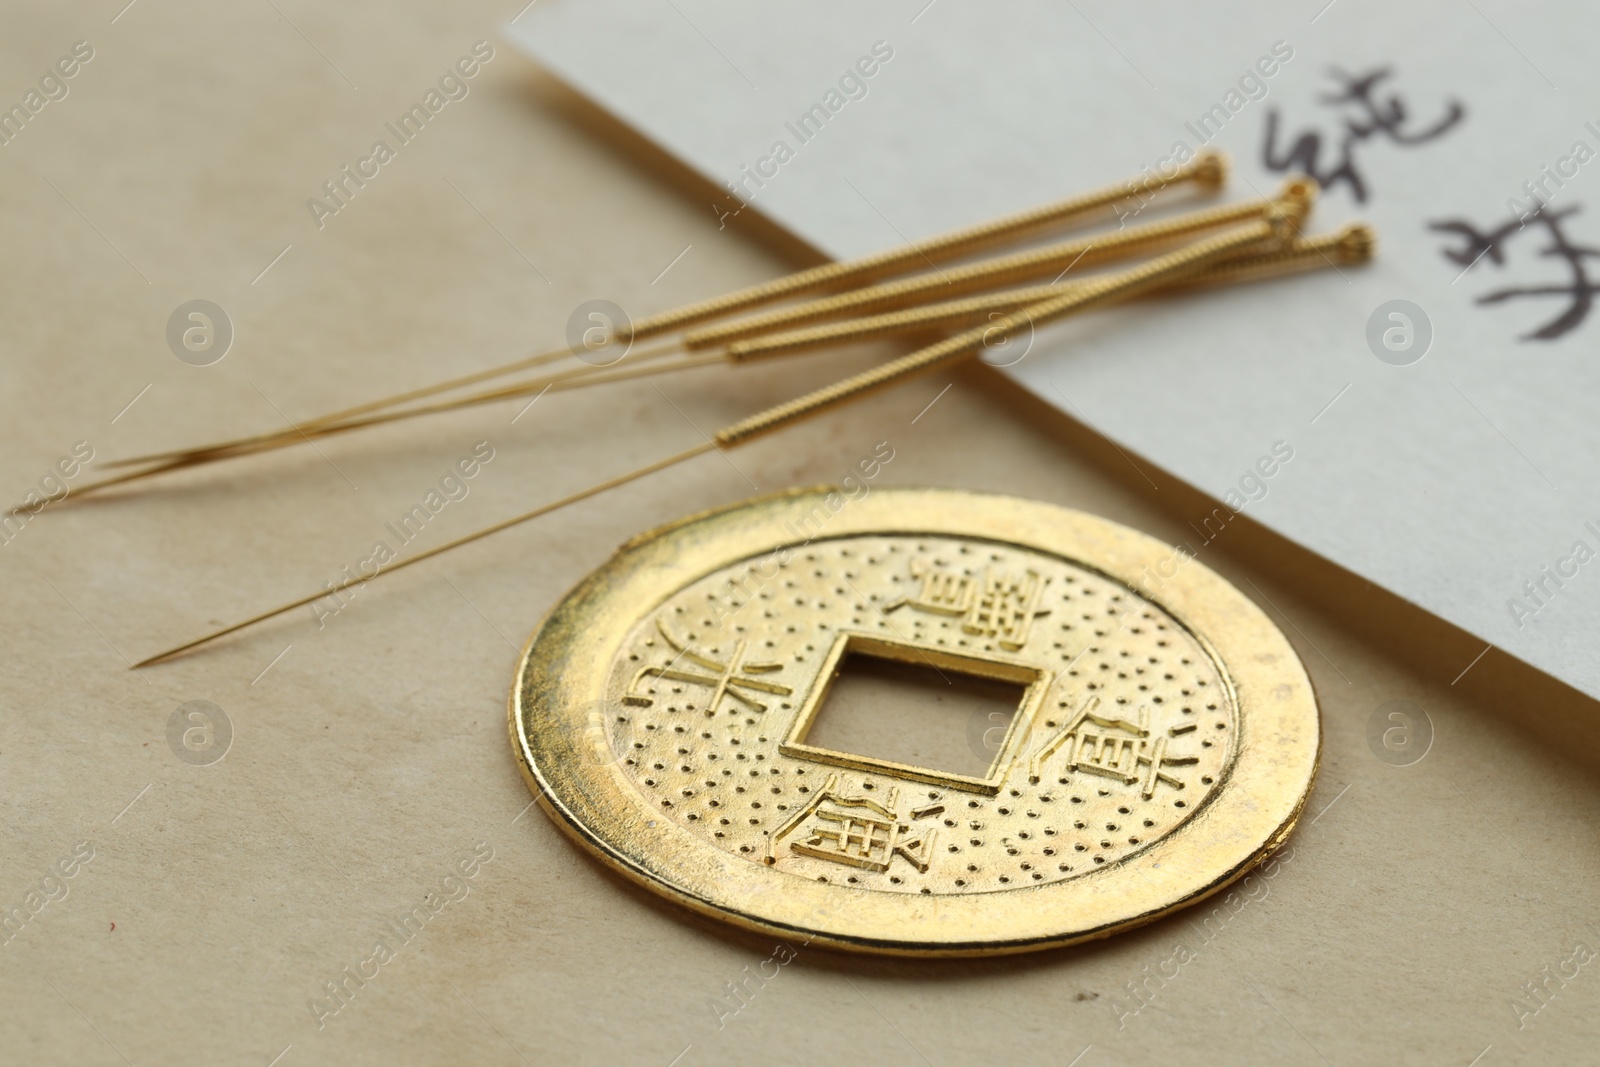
604,535,1235,895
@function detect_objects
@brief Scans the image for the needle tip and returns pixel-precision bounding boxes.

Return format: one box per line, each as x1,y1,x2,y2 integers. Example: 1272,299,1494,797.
131,644,189,669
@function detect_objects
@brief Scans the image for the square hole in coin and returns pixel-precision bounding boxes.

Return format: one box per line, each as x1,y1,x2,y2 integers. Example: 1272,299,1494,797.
799,646,1029,780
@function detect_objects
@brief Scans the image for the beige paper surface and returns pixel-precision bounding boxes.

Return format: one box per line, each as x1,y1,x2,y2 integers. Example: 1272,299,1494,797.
1,3,1598,1064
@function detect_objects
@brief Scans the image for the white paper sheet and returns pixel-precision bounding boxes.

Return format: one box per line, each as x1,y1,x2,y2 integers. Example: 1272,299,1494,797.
508,1,1600,701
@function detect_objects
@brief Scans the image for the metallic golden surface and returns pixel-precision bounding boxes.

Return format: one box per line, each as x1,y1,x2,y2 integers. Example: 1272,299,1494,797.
92,165,1296,489
1173,222,1376,291
621,149,1228,341
681,181,1313,351
130,220,1287,667
510,488,1321,956
725,222,1370,362
711,217,1280,448
110,157,1232,470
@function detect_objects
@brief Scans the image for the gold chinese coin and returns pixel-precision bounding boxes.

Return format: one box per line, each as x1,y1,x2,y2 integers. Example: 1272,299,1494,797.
509,488,1319,956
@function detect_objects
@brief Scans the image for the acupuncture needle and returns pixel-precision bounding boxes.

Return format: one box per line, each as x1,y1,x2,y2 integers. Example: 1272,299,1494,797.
94,183,1294,489
132,216,1283,668
64,229,1339,516
616,149,1227,340
722,222,1374,363
99,337,684,471
678,179,1316,350
35,348,704,506
373,219,1366,398
101,154,1227,474
53,216,1358,507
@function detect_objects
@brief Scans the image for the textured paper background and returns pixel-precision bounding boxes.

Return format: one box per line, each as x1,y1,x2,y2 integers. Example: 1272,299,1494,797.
509,0,1600,706
2,2,1599,1064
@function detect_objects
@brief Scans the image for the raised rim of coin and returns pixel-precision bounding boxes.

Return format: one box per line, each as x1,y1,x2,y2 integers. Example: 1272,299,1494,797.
509,488,1319,956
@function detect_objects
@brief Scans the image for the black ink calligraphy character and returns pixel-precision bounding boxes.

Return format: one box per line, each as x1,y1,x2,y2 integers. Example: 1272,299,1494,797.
1262,67,1465,203
1322,67,1464,146
1429,205,1600,341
